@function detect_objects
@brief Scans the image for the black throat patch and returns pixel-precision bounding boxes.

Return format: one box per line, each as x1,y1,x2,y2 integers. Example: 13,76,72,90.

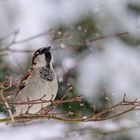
39,66,55,81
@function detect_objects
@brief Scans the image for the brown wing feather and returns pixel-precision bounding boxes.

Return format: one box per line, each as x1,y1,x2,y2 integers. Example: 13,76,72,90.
17,69,33,93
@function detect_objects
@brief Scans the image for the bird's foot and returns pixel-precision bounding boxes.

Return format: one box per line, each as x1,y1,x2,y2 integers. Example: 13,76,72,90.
38,107,54,114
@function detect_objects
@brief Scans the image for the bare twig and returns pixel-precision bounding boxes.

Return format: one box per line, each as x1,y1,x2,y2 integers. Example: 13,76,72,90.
0,30,19,42
86,31,129,45
0,87,14,122
0,95,82,106
0,91,139,124
0,31,129,54
15,29,55,44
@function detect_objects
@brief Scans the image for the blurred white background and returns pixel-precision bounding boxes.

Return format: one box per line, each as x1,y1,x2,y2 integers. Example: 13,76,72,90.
0,0,140,140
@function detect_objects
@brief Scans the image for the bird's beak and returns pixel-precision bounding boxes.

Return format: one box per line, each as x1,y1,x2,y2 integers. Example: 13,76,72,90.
47,46,51,51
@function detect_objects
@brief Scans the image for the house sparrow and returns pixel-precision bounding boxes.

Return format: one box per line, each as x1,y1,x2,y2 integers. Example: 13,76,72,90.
15,46,58,115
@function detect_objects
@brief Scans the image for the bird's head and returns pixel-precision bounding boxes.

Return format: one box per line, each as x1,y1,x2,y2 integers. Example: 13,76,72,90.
32,46,53,68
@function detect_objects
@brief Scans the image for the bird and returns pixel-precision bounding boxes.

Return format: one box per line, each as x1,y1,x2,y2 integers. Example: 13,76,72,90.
15,46,58,115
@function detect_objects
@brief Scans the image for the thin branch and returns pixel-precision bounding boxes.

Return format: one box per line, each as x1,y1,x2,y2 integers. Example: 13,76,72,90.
0,31,129,54
0,30,19,42
0,87,14,122
86,31,129,45
0,95,82,105
15,29,55,44
97,105,136,121
0,93,139,124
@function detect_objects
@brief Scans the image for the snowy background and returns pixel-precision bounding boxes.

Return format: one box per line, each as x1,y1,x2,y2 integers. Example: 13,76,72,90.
0,0,140,139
